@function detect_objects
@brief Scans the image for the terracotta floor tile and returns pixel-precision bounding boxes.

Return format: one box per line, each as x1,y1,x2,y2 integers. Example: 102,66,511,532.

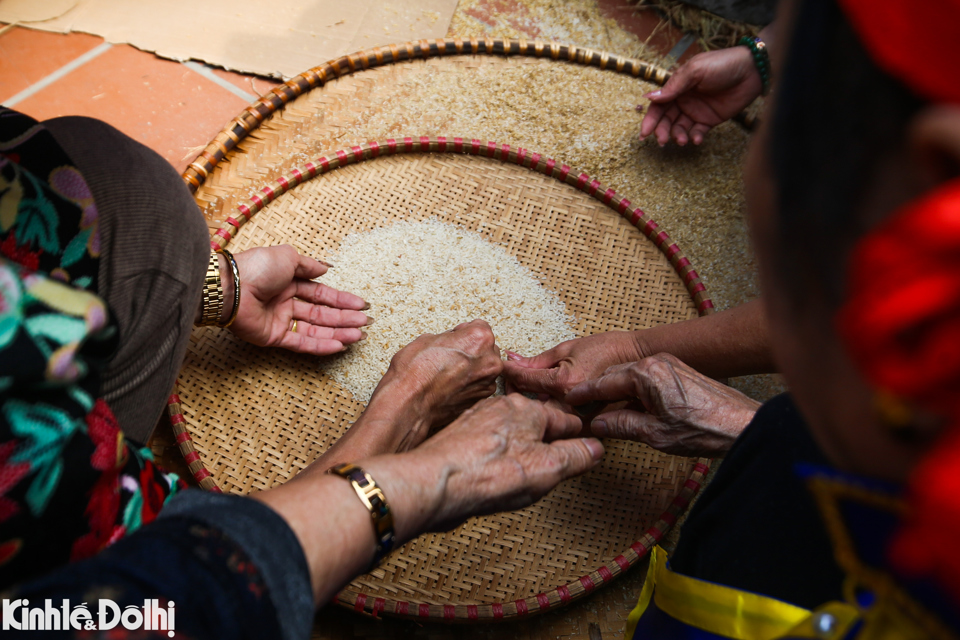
0,26,104,103
13,44,249,173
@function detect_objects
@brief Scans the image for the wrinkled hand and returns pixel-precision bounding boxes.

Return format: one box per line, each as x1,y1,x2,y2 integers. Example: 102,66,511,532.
379,319,504,436
256,395,603,604
640,46,762,147
231,245,369,355
503,332,643,399
565,353,760,457
365,395,604,538
310,319,504,471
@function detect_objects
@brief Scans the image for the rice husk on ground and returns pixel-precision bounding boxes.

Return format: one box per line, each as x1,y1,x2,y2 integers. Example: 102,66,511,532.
451,0,668,63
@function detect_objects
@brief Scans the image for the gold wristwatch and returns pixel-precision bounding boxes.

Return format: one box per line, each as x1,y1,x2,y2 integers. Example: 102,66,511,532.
198,250,224,326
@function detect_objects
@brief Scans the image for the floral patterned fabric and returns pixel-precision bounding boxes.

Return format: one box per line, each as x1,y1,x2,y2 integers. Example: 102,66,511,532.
0,109,100,291
0,108,184,588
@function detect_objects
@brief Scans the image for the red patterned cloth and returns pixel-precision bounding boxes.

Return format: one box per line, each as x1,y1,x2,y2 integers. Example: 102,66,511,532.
834,0,960,607
837,180,960,413
837,179,960,603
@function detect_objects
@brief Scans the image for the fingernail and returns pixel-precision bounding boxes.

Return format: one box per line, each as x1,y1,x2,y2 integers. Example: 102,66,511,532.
359,331,368,340
591,419,607,437
361,302,371,310
321,260,334,268
506,351,522,361
583,438,605,460
645,90,661,99
339,346,349,353
364,317,375,326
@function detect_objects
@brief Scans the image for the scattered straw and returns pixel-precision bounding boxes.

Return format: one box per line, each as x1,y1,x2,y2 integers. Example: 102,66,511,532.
632,0,761,51
450,0,667,66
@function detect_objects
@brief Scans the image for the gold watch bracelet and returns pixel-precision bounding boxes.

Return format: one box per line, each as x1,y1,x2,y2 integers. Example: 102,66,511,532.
197,249,242,328
329,463,397,568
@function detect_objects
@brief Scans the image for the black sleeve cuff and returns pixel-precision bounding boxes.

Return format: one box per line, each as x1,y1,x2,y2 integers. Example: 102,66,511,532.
161,489,313,640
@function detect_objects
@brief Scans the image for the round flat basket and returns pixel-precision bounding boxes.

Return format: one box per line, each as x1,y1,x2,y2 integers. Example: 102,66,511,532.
171,40,723,624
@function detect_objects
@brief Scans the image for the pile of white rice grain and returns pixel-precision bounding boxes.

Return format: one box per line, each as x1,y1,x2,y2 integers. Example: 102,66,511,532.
317,219,576,403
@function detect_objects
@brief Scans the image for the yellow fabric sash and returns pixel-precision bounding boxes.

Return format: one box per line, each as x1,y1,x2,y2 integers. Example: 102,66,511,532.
625,546,812,640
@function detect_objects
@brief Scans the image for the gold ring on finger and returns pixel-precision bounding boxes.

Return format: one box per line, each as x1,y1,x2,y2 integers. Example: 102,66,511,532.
290,319,298,333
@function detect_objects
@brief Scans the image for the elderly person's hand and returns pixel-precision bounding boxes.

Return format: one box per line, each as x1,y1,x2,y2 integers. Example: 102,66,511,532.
565,353,760,457
382,319,503,430
640,45,763,147
505,300,776,401
257,394,603,604
504,332,644,400
230,245,370,355
363,395,604,535
315,319,503,469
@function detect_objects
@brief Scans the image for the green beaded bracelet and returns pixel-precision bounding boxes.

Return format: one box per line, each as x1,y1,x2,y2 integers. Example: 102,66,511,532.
739,35,772,96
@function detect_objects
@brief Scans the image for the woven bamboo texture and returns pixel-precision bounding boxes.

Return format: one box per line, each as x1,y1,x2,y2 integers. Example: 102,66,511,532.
183,38,757,235
182,38,755,200
176,136,709,618
173,40,721,626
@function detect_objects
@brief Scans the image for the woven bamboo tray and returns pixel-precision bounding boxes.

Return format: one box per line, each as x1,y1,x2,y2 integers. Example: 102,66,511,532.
172,40,719,624
182,37,755,197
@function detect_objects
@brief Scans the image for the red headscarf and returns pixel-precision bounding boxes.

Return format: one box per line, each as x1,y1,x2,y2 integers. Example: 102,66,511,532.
834,0,960,605
838,0,960,105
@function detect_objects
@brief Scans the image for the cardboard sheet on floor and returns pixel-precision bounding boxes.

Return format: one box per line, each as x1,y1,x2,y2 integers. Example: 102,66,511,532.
0,0,458,79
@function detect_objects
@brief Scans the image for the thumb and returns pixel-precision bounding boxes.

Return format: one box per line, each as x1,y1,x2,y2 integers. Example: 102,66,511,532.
506,346,563,369
647,64,699,103
544,438,605,484
295,252,329,280
590,409,665,442
503,361,565,396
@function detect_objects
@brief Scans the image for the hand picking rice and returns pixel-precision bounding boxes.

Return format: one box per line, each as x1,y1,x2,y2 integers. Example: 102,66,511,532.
317,219,576,403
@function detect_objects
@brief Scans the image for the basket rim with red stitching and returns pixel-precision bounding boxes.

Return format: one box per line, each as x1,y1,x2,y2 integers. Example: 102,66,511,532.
168,135,714,622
